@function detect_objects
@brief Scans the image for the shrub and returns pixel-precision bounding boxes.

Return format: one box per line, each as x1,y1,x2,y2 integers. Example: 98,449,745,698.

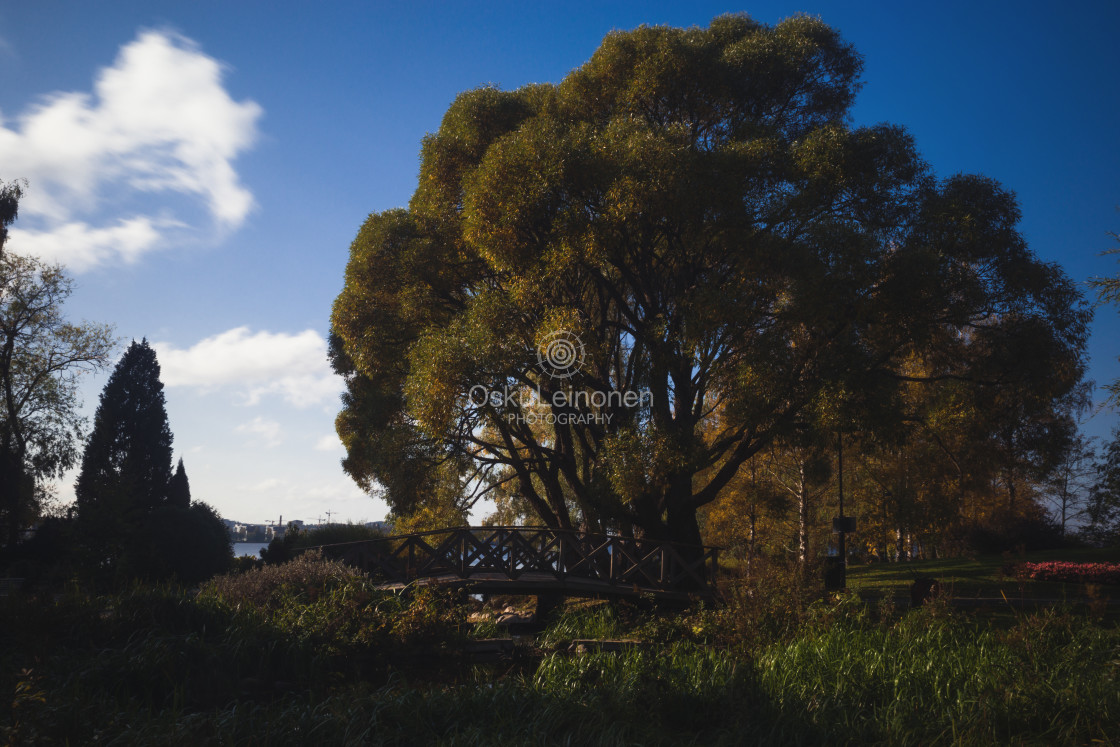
133,502,233,585
260,522,386,565
201,549,367,608
295,522,387,547
201,551,465,649
2,515,79,590
950,513,1069,555
1005,561,1120,585
676,557,828,651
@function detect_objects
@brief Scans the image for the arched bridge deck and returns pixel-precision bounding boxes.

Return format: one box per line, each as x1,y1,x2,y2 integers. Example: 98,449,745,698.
309,526,720,602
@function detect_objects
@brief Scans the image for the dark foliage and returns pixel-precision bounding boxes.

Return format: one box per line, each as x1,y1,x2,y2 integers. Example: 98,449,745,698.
71,341,231,586
260,524,303,565
132,503,232,585
950,512,1071,554
76,340,173,515
261,522,387,565
1085,427,1120,546
168,457,191,509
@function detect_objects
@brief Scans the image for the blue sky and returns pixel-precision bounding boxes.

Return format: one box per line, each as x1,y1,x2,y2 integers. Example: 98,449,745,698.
1,1,1118,525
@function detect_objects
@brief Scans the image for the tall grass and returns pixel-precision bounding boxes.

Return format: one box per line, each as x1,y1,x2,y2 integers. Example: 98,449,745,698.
753,601,1119,745
539,601,628,645
3,564,1117,745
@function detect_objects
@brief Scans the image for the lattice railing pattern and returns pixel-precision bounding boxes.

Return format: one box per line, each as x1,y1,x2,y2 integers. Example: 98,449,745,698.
312,526,719,595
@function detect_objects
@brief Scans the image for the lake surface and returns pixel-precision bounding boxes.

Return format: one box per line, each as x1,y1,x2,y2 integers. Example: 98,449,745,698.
233,542,268,558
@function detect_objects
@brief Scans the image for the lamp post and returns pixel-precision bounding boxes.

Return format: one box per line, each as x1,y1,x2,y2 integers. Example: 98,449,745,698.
828,431,857,590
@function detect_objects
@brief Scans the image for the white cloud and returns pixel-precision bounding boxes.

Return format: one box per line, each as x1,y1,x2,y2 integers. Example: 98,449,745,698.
235,417,284,448
314,433,344,453
0,29,261,269
7,216,175,271
154,326,340,408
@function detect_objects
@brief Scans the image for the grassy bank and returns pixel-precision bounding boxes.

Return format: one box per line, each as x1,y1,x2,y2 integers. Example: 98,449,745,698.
845,546,1120,598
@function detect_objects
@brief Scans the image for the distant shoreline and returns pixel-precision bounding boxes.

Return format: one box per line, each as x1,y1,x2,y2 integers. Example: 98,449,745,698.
233,542,268,559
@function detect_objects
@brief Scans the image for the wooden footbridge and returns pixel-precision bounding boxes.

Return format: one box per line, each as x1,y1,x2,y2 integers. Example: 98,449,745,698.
309,526,720,602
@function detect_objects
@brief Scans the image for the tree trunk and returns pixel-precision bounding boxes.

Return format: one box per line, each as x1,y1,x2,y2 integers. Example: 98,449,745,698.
666,501,706,590
666,501,703,547
0,451,30,548
797,463,810,567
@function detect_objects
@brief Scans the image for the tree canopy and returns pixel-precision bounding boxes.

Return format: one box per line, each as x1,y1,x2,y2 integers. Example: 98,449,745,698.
330,15,1089,546
0,179,116,546
1087,427,1120,545
1089,232,1120,407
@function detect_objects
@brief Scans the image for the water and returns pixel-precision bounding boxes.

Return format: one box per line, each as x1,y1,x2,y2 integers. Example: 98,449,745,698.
233,541,268,558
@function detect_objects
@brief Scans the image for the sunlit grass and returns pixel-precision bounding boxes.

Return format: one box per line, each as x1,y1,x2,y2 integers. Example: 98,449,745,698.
846,546,1120,598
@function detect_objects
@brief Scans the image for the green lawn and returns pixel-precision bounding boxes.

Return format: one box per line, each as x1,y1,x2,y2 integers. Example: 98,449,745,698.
845,546,1120,598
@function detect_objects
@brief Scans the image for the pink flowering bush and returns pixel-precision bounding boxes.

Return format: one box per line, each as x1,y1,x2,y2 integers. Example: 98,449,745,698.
1004,561,1120,585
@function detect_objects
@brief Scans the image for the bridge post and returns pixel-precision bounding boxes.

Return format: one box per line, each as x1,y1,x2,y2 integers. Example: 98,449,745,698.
500,527,510,579
459,530,468,577
557,533,566,578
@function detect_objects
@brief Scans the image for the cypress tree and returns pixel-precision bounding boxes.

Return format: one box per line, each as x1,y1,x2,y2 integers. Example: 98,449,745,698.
168,458,191,509
76,339,174,516
74,340,231,583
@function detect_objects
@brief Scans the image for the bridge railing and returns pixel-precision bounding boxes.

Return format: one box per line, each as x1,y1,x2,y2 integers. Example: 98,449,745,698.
311,526,719,595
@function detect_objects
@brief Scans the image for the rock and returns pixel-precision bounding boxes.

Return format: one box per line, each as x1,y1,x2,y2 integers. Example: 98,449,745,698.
496,612,534,625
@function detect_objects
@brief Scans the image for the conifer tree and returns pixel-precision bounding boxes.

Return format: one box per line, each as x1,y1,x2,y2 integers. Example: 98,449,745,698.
76,339,174,516
74,340,231,583
168,457,191,509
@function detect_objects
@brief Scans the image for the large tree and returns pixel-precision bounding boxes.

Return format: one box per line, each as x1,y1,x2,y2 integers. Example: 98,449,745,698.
0,179,22,252
1086,427,1120,545
1045,430,1096,537
331,15,1088,546
0,180,116,546
1089,232,1120,407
